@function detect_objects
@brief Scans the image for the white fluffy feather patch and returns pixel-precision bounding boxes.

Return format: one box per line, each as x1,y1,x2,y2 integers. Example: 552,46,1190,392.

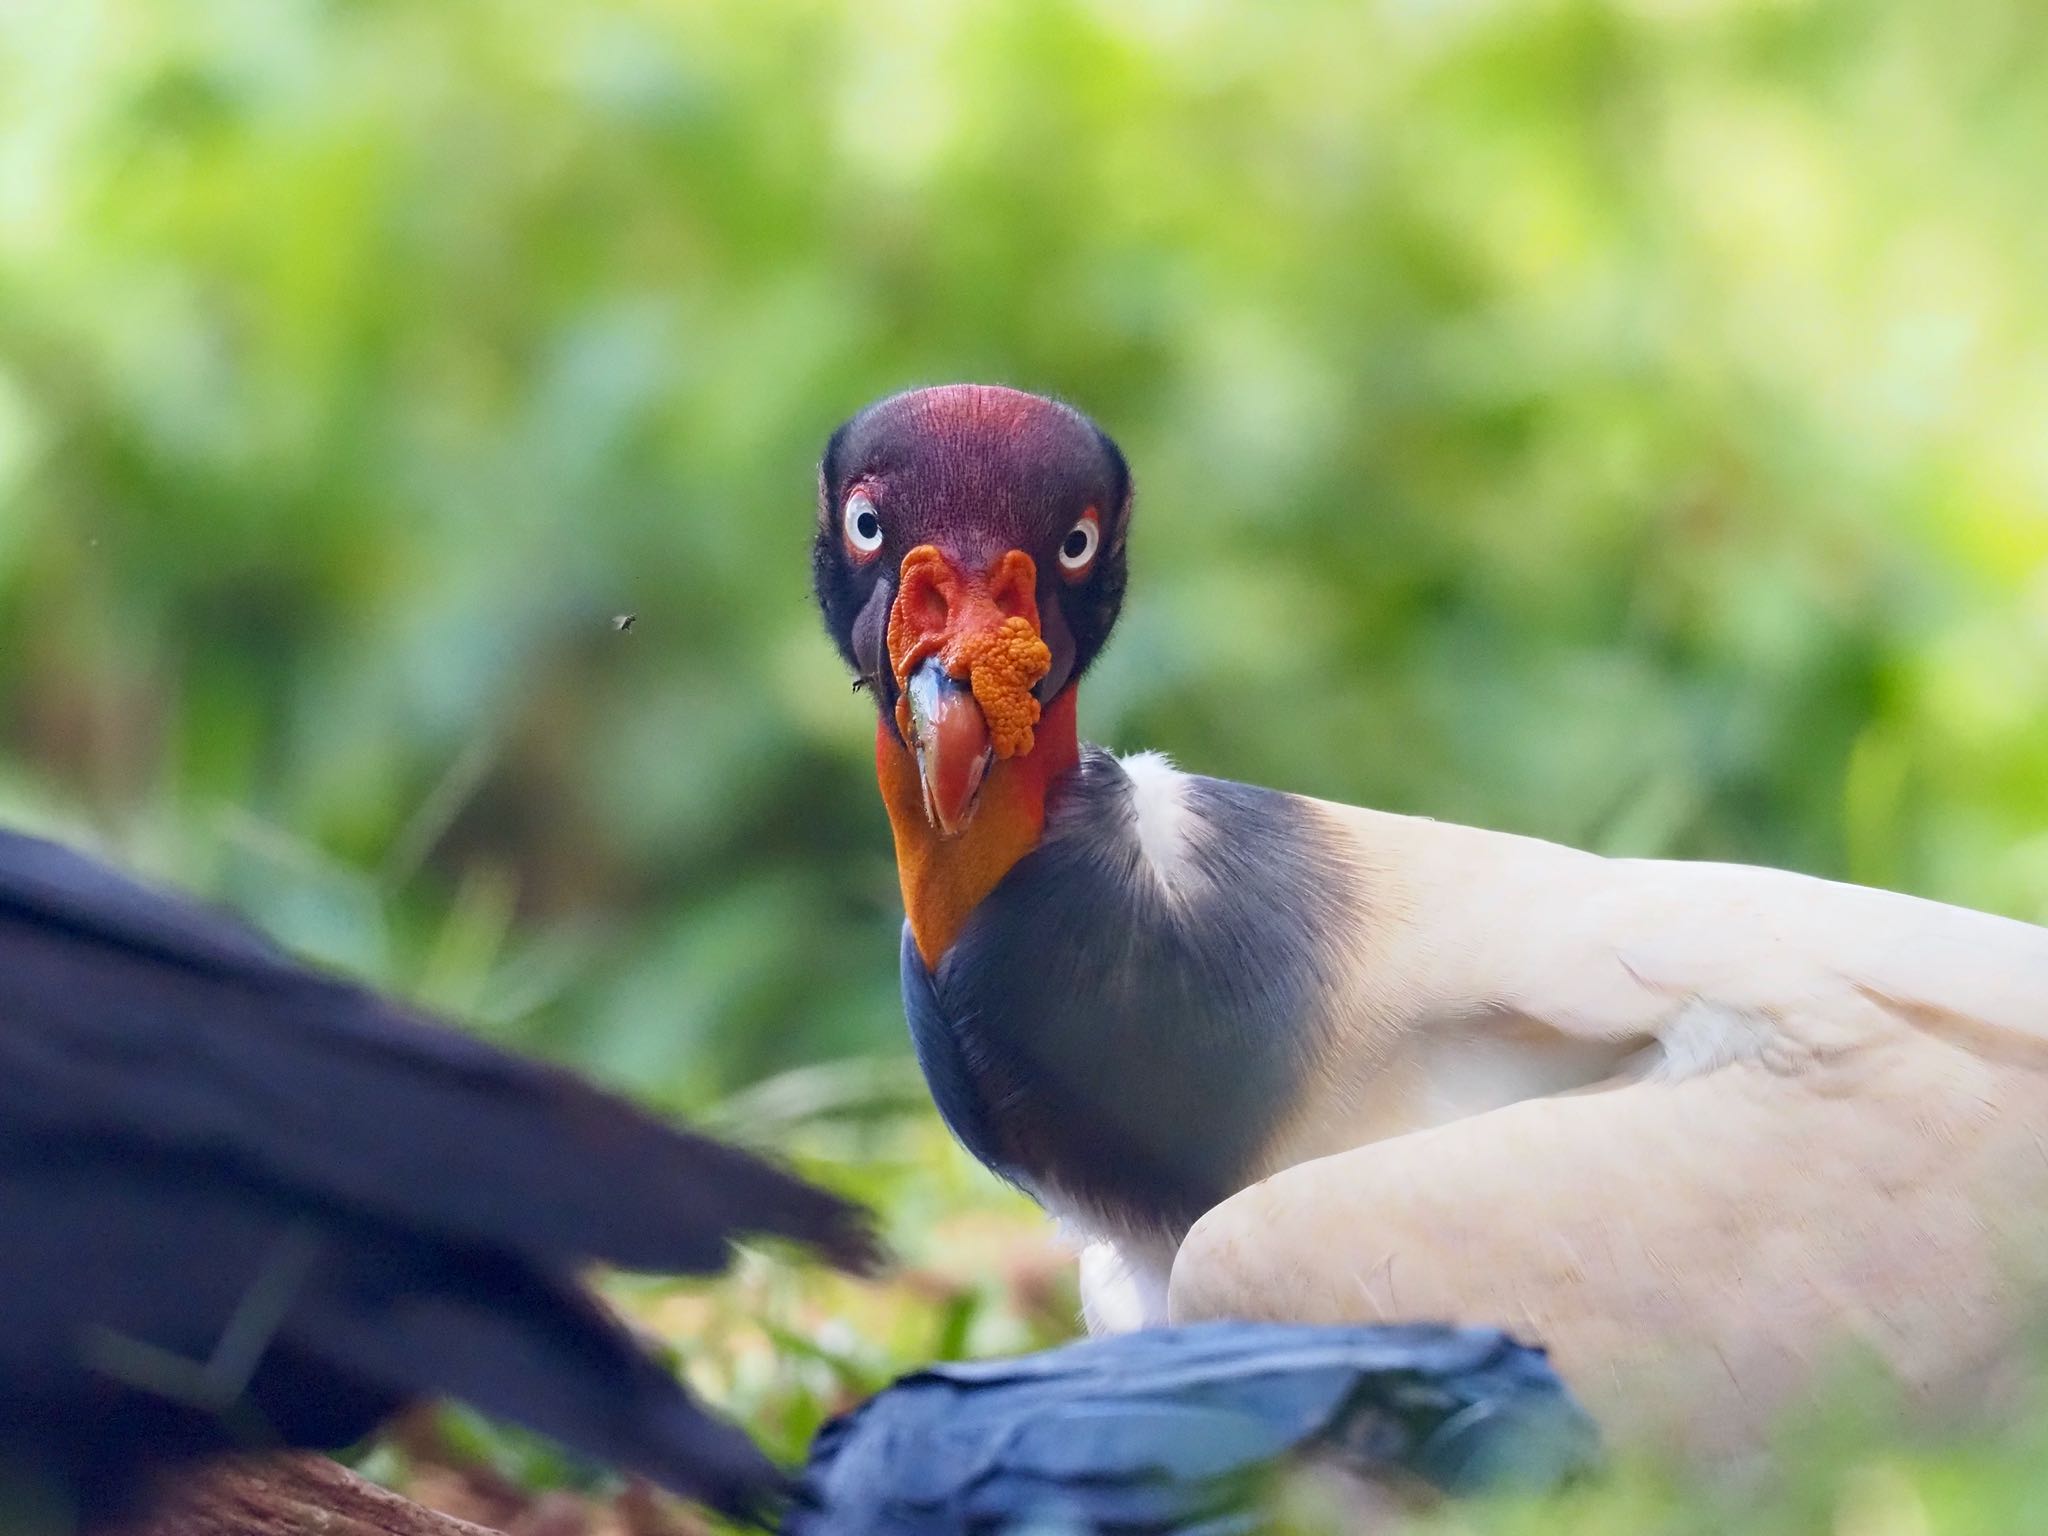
1118,750,1197,890
1053,1205,1178,1335
1078,1241,1172,1334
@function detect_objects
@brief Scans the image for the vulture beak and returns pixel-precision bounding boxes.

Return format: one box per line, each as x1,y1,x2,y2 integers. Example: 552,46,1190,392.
904,660,992,838
888,544,1052,838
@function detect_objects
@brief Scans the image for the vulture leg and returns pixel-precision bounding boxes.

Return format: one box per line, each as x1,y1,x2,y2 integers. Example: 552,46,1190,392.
1169,1030,2048,1458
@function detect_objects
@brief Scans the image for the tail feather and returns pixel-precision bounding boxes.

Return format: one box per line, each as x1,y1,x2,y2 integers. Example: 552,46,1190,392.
300,1249,794,1521
0,828,881,1276
0,1152,811,1522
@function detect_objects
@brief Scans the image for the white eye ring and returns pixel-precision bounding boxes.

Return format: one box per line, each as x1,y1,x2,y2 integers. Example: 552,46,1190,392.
843,491,884,555
1057,512,1099,572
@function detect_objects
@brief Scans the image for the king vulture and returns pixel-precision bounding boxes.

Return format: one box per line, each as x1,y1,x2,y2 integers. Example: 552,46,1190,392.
809,382,2048,1455
0,827,875,1525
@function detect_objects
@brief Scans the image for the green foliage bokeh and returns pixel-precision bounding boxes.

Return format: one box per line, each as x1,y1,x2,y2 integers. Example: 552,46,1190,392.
2,0,2046,1112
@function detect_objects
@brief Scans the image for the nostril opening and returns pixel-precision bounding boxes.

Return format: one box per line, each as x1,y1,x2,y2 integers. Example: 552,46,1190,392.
988,571,1031,619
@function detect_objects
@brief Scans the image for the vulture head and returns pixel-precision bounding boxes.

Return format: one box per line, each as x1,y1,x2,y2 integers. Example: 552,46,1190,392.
812,384,1131,836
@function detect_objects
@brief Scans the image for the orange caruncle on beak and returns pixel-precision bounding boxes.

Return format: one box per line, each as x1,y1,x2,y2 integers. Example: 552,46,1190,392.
887,546,1053,836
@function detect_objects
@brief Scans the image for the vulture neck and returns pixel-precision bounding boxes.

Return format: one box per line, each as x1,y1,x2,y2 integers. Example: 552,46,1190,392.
878,687,1081,969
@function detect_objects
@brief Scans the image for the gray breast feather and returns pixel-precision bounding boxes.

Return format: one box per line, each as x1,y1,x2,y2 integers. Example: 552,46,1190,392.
918,748,1362,1234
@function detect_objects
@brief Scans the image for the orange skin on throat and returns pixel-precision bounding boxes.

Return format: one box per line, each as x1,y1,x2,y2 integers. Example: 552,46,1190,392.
879,544,1073,967
878,687,1079,969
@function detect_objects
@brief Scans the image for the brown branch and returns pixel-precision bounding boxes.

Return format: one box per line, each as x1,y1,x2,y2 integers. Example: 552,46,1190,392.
99,1454,505,1536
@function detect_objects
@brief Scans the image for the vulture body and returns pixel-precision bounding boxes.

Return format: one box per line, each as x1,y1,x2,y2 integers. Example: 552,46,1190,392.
785,1322,1596,1535
811,382,2048,1454
0,828,874,1526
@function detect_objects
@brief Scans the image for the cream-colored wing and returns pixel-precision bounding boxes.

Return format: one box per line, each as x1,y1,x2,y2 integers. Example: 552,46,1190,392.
1172,994,2048,1458
1312,800,2048,1059
1179,807,2048,1455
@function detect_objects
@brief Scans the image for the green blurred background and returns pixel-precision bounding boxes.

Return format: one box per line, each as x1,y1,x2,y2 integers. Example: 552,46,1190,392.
5,0,2048,1524
6,0,2046,1110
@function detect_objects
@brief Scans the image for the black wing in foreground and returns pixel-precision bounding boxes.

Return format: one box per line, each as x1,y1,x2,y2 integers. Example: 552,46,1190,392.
785,1323,1598,1535
0,828,876,1526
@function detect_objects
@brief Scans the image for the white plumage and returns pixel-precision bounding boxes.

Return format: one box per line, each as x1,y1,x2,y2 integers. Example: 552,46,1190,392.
1127,773,2048,1455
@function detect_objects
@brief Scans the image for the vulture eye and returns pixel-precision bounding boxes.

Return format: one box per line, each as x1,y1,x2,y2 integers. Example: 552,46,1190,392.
1058,511,1099,576
843,491,884,557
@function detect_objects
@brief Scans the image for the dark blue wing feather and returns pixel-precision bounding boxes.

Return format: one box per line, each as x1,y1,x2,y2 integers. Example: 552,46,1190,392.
786,1323,1599,1534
